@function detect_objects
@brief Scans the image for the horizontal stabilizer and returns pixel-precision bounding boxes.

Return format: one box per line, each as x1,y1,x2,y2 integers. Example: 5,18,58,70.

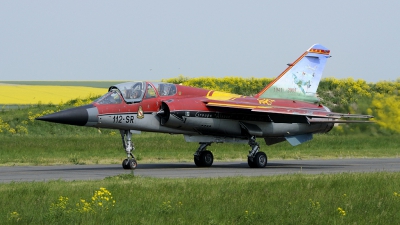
285,133,313,146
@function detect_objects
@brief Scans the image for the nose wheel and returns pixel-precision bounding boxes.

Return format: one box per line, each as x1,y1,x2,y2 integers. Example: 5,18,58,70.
122,158,137,169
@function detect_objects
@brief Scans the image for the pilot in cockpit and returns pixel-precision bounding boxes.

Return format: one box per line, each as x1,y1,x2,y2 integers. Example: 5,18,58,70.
159,84,169,96
131,89,142,98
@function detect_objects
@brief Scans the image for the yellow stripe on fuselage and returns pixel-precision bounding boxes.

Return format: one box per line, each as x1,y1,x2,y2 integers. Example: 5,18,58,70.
206,102,255,109
206,91,242,101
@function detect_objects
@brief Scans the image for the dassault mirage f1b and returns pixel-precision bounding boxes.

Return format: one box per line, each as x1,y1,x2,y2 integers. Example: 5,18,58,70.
37,44,373,169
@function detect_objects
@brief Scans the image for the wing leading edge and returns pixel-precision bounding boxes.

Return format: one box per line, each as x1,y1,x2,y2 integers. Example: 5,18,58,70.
205,100,373,123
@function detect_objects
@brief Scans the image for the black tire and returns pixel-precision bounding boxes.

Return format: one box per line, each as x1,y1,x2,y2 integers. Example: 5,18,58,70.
254,152,267,168
198,151,214,167
247,157,257,168
194,156,203,167
122,158,137,170
122,159,130,169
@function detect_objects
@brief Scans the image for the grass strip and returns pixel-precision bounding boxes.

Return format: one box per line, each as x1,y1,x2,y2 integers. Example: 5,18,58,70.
0,133,399,166
1,172,400,224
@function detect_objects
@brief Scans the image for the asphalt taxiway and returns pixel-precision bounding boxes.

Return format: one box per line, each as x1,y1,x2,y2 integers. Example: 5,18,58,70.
1,158,400,183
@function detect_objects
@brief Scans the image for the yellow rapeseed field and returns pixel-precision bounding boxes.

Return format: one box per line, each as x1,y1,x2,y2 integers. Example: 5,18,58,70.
0,84,106,104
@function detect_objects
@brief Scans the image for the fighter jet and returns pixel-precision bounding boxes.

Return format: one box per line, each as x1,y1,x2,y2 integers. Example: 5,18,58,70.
36,44,373,169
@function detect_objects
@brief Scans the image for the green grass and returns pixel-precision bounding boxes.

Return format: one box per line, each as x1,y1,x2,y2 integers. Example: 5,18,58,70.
1,172,400,224
0,133,399,166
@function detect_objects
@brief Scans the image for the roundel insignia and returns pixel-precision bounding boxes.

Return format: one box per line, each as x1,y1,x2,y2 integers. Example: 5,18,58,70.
137,106,144,119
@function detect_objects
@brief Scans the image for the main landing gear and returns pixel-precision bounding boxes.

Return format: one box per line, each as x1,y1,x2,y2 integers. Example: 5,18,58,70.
192,136,267,168
247,136,267,168
194,142,214,167
120,130,137,170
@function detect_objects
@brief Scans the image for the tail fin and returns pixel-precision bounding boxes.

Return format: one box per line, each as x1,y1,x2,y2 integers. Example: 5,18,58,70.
255,44,331,103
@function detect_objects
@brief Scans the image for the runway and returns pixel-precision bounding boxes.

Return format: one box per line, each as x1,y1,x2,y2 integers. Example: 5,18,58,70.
1,158,400,183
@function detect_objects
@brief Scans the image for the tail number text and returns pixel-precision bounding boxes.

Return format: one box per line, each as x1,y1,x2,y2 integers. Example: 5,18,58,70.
113,115,134,123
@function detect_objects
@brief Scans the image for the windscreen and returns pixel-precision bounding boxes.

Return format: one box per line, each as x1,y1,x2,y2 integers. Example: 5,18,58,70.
94,89,123,104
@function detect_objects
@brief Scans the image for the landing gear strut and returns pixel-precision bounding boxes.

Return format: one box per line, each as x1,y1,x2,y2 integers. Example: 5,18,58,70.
120,130,137,170
194,142,214,167
247,136,267,168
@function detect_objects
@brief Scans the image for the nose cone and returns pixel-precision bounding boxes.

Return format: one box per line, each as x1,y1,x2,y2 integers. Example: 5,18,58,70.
36,104,96,126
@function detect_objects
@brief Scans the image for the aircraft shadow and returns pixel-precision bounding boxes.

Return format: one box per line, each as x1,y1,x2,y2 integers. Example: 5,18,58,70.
21,161,347,172
136,162,346,170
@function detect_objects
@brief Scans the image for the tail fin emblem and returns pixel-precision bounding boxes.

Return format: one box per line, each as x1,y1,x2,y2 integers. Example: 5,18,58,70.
256,44,331,103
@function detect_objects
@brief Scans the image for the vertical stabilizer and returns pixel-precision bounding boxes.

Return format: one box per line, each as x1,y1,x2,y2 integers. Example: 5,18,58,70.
256,44,331,102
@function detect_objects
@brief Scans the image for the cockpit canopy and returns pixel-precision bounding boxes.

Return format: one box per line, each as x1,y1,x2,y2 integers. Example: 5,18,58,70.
94,81,177,105
112,81,146,103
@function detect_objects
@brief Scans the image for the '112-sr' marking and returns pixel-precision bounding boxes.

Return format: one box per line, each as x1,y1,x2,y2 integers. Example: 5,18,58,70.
113,115,134,123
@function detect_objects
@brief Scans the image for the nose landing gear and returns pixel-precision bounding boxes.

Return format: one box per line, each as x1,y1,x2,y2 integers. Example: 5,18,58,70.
120,130,137,170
